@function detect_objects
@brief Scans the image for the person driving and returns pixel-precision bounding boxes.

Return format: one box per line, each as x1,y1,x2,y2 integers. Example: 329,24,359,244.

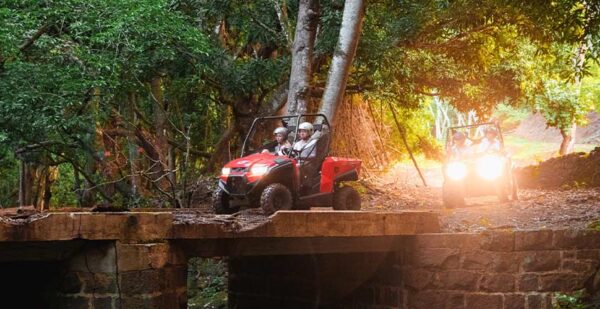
477,126,501,153
293,122,317,161
451,131,473,159
262,127,291,155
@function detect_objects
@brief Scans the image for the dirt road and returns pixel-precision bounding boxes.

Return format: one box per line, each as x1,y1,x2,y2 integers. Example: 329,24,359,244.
362,160,600,233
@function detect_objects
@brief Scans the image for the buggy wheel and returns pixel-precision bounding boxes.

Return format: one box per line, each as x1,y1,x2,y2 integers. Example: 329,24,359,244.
443,182,464,209
212,187,239,214
333,186,361,210
260,183,293,215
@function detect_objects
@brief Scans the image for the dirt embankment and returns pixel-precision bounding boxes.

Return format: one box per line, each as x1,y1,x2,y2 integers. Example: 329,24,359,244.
516,147,600,189
515,112,600,144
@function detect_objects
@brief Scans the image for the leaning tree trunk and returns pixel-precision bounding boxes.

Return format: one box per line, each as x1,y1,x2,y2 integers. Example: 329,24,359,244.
559,123,577,156
286,0,319,120
318,0,365,123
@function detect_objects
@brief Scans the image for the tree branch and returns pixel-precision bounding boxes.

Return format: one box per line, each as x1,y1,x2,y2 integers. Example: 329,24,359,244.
19,24,51,51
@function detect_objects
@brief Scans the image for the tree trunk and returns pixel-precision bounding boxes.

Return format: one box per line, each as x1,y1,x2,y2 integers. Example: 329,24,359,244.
18,161,28,207
559,123,577,156
41,167,53,210
286,0,319,119
318,0,365,123
127,92,141,196
151,75,169,190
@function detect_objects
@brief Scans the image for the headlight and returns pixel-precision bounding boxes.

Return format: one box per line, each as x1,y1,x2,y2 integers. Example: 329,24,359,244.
446,162,467,181
221,167,231,177
249,164,269,177
476,155,503,180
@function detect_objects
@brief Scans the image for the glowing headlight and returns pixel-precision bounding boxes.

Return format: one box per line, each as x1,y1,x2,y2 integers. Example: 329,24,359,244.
476,155,503,180
446,162,467,181
221,167,231,177
249,164,269,176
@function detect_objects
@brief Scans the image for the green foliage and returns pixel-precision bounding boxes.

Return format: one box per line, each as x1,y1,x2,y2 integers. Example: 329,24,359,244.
49,164,78,207
188,258,227,309
493,104,529,131
588,221,600,231
555,291,587,309
554,290,600,309
1,0,599,206
0,149,19,207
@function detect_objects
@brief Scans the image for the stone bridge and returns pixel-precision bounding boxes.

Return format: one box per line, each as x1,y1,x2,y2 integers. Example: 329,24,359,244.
0,209,597,308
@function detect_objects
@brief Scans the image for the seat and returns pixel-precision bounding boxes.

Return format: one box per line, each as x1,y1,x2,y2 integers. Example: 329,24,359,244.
298,128,330,194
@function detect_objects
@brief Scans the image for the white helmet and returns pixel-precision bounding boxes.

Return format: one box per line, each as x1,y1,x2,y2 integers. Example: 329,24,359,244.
273,127,288,136
298,122,313,134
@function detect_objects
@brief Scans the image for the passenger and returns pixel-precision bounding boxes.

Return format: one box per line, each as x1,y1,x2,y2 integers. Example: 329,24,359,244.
451,131,473,159
262,127,291,155
293,122,317,162
477,126,501,153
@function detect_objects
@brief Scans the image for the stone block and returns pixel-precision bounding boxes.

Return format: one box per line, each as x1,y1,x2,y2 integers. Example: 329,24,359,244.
119,269,161,296
521,251,561,272
81,273,117,294
68,242,116,273
526,294,545,309
402,268,434,290
121,296,148,308
479,273,515,292
504,293,526,309
562,259,594,273
117,242,178,272
577,249,600,260
447,293,465,308
518,274,539,292
490,252,521,273
539,273,585,292
562,250,577,259
57,296,91,308
515,230,553,251
480,231,514,252
465,293,503,309
553,230,600,249
163,266,187,292
407,291,448,309
433,270,480,291
409,234,478,250
462,250,494,270
92,297,113,309
407,248,460,269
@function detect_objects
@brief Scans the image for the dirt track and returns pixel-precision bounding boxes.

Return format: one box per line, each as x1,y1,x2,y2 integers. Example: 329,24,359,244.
360,153,600,233
364,185,600,232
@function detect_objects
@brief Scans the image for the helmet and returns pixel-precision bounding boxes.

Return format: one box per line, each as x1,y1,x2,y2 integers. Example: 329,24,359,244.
298,122,313,133
453,131,466,141
273,127,288,136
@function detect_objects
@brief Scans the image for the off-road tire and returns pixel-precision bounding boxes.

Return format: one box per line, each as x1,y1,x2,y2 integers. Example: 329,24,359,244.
333,186,361,211
260,183,293,215
443,182,465,209
212,187,239,214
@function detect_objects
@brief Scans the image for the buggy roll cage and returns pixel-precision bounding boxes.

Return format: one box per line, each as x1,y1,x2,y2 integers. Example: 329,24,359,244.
240,114,331,157
445,122,505,150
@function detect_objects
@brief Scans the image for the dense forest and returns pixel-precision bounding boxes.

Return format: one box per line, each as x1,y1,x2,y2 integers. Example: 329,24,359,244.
1,0,599,209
